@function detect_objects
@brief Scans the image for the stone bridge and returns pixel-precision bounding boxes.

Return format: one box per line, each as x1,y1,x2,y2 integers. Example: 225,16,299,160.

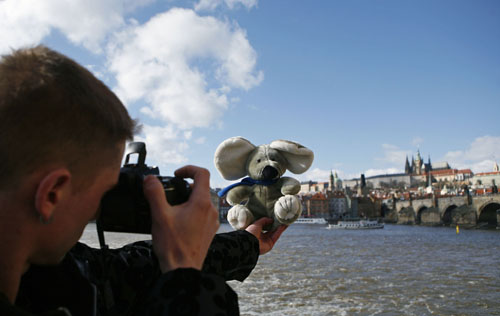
390,194,500,228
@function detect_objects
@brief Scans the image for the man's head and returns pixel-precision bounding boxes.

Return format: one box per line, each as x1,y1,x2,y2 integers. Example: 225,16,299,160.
0,46,137,263
0,45,137,190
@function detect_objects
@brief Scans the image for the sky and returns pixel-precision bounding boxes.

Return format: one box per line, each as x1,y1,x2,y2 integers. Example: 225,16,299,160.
1,0,499,188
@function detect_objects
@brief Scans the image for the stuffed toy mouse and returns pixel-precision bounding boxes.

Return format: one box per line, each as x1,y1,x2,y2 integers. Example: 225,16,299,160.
214,136,314,231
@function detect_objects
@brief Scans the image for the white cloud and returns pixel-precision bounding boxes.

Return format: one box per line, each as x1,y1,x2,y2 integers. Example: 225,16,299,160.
0,0,155,54
461,135,500,162
108,8,263,130
195,137,207,144
134,124,190,165
0,1,51,54
468,159,497,173
183,131,193,140
442,135,500,172
376,143,410,165
85,64,110,82
442,150,462,161
296,168,331,183
194,0,258,11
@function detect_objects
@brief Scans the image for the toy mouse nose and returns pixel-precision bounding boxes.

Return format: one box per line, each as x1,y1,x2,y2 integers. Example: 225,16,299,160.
262,166,278,180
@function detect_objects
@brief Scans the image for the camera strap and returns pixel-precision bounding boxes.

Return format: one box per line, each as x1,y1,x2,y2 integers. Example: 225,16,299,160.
96,218,108,250
95,219,120,315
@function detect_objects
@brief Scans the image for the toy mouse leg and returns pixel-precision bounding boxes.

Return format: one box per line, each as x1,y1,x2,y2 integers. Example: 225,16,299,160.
227,205,255,230
274,195,302,225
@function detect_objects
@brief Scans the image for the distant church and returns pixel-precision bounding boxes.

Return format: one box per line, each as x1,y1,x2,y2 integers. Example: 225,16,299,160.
329,170,343,191
404,149,450,176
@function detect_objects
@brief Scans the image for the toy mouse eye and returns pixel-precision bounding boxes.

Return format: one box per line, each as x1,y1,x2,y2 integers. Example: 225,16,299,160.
257,159,262,163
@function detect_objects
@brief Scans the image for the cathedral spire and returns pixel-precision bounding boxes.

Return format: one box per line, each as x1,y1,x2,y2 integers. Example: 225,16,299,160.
405,155,411,174
416,149,422,162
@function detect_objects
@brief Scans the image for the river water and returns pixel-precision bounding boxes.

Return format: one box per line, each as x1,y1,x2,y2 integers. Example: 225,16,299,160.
81,223,500,316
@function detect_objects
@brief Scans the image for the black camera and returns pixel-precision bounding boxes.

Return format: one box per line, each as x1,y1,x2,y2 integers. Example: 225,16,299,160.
97,142,191,235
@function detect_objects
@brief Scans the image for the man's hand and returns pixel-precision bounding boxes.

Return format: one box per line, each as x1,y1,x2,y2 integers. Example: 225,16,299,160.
245,217,287,255
143,166,219,273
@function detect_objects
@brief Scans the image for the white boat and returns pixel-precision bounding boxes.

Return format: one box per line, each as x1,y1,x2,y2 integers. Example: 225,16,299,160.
327,219,384,229
294,217,328,225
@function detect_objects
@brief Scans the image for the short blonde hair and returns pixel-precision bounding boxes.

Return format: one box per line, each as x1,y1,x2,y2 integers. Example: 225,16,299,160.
0,45,138,189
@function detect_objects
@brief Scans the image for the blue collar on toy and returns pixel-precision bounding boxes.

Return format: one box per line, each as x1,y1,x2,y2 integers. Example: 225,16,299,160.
218,177,278,197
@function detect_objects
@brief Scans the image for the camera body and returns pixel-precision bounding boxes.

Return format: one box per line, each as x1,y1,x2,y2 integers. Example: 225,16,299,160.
98,142,191,234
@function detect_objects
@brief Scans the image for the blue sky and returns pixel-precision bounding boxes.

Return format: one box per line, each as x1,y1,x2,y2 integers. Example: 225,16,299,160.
1,0,499,187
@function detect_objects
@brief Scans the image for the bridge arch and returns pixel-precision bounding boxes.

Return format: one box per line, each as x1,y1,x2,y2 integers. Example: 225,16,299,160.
416,206,428,225
477,202,500,228
442,205,457,226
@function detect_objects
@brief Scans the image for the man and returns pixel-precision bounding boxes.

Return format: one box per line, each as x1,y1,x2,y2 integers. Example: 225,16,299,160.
0,46,286,315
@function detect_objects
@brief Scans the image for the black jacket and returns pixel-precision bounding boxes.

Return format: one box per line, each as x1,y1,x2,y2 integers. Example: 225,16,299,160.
13,230,259,316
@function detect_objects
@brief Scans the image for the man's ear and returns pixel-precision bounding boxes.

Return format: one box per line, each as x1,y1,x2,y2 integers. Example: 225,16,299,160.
34,169,72,223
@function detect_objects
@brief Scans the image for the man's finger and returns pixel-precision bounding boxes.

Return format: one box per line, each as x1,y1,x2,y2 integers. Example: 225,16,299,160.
268,225,287,244
143,175,171,223
174,165,210,198
245,217,273,237
253,217,273,228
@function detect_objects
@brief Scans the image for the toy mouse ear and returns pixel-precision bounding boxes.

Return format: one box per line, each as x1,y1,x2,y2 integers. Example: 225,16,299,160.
270,140,314,174
214,137,256,180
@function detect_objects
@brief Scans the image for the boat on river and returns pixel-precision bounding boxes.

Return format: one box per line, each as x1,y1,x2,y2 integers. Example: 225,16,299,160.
295,217,328,225
327,219,384,229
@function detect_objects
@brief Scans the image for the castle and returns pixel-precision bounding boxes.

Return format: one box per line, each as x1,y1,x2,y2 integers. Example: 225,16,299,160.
341,150,473,190
404,150,450,175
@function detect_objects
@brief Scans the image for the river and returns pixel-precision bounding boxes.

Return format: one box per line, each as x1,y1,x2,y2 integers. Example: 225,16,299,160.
81,223,500,316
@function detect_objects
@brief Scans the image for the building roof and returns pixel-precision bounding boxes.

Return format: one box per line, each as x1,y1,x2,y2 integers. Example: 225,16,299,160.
310,192,327,200
475,171,500,176
425,169,472,176
432,161,450,170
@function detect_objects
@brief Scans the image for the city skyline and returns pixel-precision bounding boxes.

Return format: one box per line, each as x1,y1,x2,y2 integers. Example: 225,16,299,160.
299,152,495,187
1,0,499,188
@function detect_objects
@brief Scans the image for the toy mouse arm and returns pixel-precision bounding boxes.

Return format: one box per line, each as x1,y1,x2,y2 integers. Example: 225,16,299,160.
278,177,300,195
226,185,253,206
